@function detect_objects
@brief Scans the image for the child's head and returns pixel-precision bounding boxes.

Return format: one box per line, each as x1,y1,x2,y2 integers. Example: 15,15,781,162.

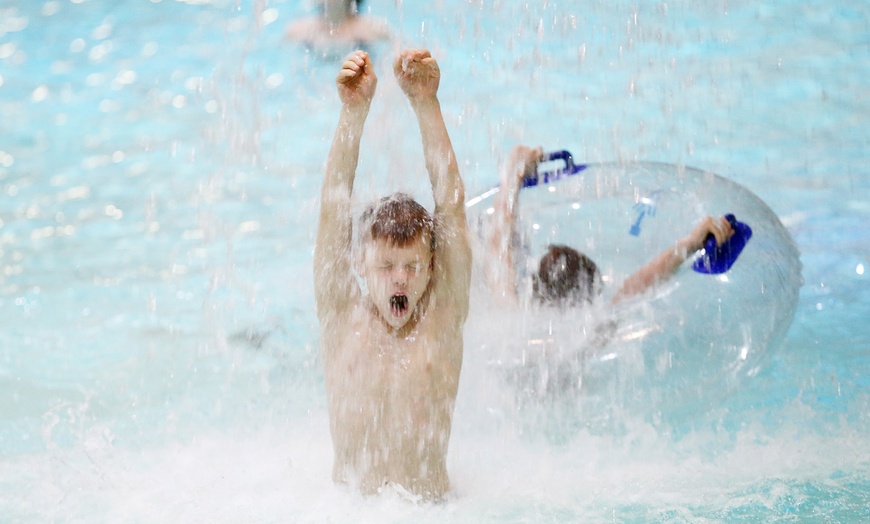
532,244,601,307
361,192,435,251
319,0,363,14
358,193,435,329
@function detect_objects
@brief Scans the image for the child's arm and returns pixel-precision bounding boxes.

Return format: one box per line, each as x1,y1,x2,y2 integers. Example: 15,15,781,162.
612,215,734,304
314,50,377,317
394,49,471,323
486,145,543,303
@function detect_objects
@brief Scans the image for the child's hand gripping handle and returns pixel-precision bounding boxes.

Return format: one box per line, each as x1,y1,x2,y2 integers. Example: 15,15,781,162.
521,150,587,189
692,214,753,274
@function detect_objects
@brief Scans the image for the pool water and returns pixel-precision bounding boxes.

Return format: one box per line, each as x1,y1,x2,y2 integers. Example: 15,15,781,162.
1,0,868,521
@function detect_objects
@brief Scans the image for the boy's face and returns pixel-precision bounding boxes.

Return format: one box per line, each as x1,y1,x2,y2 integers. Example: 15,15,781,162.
362,235,433,330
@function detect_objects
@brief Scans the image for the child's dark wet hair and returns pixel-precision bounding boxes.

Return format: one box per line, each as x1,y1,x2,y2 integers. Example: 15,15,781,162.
360,193,435,252
533,244,601,307
319,1,365,15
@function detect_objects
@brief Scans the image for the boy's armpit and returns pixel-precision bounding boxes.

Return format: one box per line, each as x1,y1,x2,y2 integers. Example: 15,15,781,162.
316,263,358,319
432,209,472,317
313,231,357,318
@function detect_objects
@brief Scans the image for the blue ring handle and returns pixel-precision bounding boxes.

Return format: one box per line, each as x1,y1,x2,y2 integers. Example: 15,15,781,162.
691,214,753,274
521,150,587,188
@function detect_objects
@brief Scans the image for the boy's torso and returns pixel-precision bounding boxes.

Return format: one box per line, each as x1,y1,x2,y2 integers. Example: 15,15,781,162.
319,295,462,495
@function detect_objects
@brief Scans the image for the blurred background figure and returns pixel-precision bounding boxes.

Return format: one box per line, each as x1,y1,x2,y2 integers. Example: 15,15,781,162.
286,0,392,58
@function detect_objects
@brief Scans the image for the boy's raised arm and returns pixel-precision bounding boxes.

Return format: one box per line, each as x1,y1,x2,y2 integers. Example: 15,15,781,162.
314,50,378,317
394,49,471,319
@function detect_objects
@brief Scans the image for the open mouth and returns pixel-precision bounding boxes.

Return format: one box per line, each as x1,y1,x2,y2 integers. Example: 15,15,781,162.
389,294,409,317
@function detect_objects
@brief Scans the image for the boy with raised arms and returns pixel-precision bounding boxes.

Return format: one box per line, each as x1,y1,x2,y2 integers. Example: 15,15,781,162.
313,49,471,501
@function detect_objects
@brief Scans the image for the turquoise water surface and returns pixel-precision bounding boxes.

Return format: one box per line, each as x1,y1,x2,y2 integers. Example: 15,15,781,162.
1,0,868,522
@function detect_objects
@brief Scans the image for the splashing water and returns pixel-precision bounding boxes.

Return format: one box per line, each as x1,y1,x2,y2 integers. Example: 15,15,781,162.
1,0,868,521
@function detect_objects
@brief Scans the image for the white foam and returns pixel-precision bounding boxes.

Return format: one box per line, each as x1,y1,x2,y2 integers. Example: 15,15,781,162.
2,406,866,522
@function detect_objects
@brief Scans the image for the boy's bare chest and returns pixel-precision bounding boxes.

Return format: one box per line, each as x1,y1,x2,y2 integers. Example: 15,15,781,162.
324,304,453,376
359,309,441,358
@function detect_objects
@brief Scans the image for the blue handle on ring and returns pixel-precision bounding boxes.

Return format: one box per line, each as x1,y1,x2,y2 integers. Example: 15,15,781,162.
521,150,588,188
691,214,753,274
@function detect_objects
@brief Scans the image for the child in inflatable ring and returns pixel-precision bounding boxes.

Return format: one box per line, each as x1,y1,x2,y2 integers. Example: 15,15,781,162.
486,145,735,307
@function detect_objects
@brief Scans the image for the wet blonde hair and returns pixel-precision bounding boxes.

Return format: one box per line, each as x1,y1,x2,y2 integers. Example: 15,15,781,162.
359,193,435,252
